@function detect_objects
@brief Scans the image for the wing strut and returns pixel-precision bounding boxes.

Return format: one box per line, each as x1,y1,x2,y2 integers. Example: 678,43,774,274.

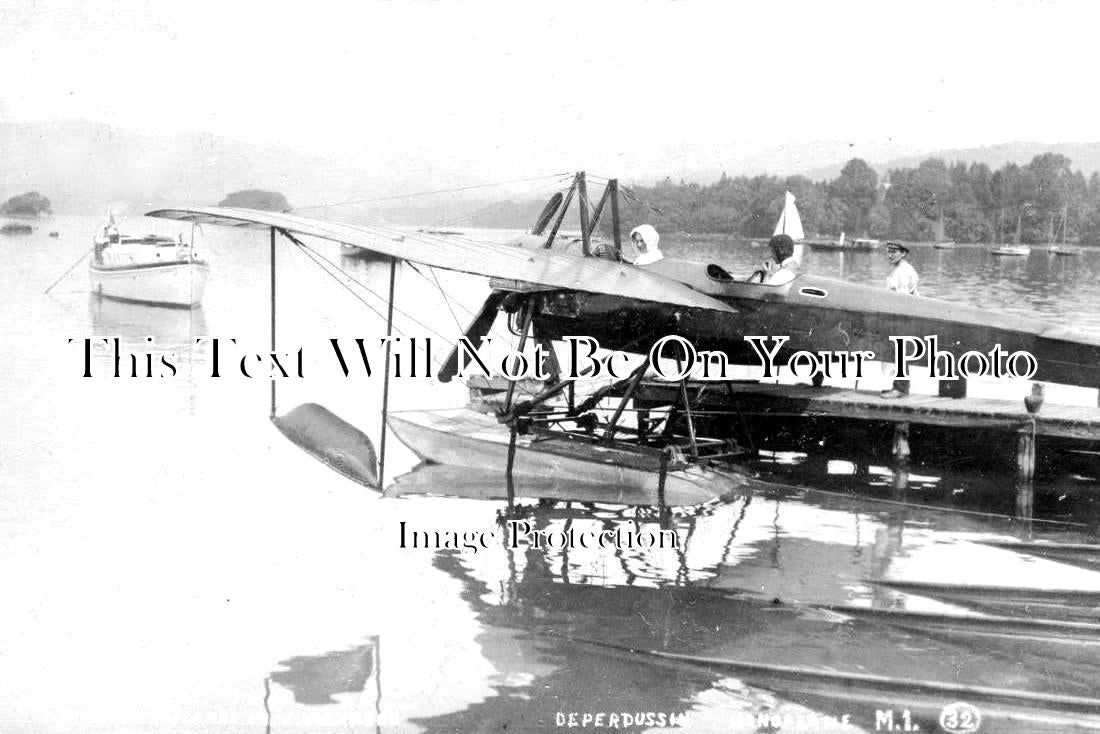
378,258,398,489
270,227,277,417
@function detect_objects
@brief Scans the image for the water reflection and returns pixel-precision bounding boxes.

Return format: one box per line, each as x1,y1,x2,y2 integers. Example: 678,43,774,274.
387,490,1100,732
745,415,1100,526
88,294,208,349
264,638,382,733
269,639,379,705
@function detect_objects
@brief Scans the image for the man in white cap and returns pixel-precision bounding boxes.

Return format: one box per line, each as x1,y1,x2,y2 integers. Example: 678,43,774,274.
883,241,918,397
885,241,919,295
629,224,664,266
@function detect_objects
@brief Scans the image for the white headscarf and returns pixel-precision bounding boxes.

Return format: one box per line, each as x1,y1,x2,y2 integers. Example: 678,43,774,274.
629,224,663,265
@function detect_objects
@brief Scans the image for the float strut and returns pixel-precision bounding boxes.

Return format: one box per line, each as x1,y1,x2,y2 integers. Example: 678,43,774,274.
679,379,700,461
657,449,670,530
604,360,650,444
504,299,536,513
505,429,519,516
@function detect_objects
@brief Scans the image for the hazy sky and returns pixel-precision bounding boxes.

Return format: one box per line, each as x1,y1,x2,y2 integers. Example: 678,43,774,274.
0,0,1093,170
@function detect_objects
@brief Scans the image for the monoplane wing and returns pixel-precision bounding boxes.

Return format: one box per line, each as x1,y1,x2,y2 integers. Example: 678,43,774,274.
146,206,735,313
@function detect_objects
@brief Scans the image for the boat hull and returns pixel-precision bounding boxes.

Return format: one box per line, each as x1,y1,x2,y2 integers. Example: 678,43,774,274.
387,409,745,506
89,261,209,308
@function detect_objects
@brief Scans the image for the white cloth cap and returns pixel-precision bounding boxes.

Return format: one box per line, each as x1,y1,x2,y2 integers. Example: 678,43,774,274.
629,224,660,253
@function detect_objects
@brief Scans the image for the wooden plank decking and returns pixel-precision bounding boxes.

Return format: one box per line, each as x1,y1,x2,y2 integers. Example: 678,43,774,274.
633,381,1100,442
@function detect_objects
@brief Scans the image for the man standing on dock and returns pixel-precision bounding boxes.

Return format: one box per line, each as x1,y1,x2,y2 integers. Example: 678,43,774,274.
885,241,919,295
883,242,919,398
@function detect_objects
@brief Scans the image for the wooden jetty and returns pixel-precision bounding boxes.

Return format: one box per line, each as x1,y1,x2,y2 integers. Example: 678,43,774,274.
633,381,1100,442
631,380,1100,513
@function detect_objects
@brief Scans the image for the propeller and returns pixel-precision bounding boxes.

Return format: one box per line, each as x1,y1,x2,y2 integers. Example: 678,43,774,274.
438,290,507,382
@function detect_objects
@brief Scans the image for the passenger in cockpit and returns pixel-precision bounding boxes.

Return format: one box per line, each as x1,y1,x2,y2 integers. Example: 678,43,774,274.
629,224,664,266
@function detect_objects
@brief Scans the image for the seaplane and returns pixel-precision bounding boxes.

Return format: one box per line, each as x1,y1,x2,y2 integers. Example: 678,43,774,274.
147,172,1100,514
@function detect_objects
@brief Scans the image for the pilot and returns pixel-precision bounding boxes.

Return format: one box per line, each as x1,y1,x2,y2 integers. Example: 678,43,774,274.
755,234,799,285
629,224,664,266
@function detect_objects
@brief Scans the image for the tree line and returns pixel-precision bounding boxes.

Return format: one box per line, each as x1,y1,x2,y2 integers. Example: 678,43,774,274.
613,153,1100,245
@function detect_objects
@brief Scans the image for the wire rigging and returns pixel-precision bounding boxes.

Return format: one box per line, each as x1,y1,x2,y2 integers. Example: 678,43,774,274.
288,172,572,213
289,238,545,400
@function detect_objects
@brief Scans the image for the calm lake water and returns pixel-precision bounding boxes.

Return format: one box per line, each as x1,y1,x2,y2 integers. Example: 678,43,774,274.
5,214,1100,733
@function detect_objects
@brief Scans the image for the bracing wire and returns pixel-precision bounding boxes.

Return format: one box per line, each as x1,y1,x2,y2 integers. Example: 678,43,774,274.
291,240,545,400
435,174,575,228
288,172,572,213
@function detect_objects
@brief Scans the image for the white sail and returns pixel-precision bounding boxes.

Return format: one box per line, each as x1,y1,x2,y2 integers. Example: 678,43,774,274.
773,191,805,241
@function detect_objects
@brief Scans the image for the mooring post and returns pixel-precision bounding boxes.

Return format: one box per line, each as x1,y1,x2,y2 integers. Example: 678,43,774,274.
269,227,277,419
892,465,909,498
1015,474,1035,521
938,378,967,399
1016,425,1036,486
892,422,910,464
378,258,397,489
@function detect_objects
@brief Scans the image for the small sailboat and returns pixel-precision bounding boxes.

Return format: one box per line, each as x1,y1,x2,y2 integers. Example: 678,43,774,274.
773,190,805,260
1048,203,1078,256
992,211,1030,256
932,207,955,249
773,190,805,240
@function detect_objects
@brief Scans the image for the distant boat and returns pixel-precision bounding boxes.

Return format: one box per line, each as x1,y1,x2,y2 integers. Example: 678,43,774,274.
48,230,59,237
992,211,1029,256
932,207,955,249
1047,203,1078,256
850,237,880,250
89,209,208,307
806,233,880,251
